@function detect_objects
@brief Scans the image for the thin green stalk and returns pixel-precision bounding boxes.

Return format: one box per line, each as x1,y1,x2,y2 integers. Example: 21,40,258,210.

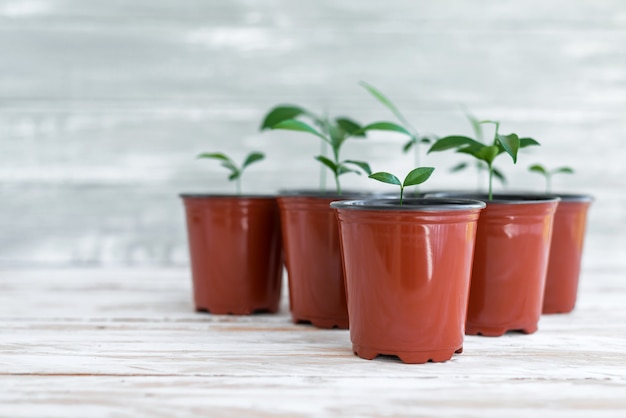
400,186,404,206
547,174,552,194
488,163,494,201
236,177,242,195
320,140,327,191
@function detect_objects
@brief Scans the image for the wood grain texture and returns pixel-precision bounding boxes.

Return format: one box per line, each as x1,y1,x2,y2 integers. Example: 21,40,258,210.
0,0,625,266
0,267,625,417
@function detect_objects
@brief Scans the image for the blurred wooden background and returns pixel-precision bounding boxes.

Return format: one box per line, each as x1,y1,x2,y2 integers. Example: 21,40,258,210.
1,0,624,268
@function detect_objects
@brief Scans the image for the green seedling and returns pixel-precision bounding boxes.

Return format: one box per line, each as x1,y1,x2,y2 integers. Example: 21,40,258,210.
448,110,507,189
260,104,370,195
197,151,265,194
369,167,435,205
359,81,435,168
428,120,540,200
529,164,574,193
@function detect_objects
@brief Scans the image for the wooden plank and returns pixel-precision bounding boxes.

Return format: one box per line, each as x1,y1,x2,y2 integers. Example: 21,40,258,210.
0,268,625,416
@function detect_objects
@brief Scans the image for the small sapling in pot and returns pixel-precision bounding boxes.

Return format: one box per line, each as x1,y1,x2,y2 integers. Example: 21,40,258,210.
427,121,561,336
180,150,282,315
527,163,592,314
331,167,486,363
259,103,372,329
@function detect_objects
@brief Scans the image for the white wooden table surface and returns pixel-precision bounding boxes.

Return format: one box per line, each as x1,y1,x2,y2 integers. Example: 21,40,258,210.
1,266,625,418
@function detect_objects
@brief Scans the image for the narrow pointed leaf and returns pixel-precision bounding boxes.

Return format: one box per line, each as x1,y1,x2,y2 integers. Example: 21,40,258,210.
520,137,541,148
428,136,481,153
260,105,307,130
369,172,401,186
197,152,231,162
242,152,265,169
359,81,401,115
198,153,239,173
336,118,365,137
420,136,433,144
403,167,435,187
554,167,574,174
529,164,548,175
492,167,507,185
497,133,520,163
450,162,469,173
273,119,328,142
343,160,372,175
360,121,412,137
337,165,361,176
402,138,417,153
314,155,338,174
228,171,241,181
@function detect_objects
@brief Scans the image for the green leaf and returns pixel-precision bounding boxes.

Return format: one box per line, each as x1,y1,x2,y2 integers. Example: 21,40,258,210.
359,121,412,137
336,118,365,137
273,119,328,142
428,136,482,153
197,153,238,173
359,81,401,116
369,172,401,186
554,167,574,174
402,138,417,153
403,167,435,187
497,133,520,163
420,136,433,144
337,165,361,176
492,167,507,185
343,160,372,175
260,105,307,130
450,162,469,173
328,124,346,150
520,137,541,148
529,164,548,176
228,171,241,181
314,155,338,174
242,152,265,169
474,145,499,164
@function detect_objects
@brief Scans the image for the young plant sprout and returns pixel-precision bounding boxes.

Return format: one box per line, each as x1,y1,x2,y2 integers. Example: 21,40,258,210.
260,104,370,195
369,167,435,205
428,120,540,200
529,164,574,193
197,151,265,195
359,81,436,168
449,110,507,190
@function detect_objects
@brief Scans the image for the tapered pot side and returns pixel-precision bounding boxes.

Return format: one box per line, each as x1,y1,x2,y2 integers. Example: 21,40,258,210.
430,193,560,336
277,191,368,329
543,194,593,314
332,198,485,364
180,195,283,315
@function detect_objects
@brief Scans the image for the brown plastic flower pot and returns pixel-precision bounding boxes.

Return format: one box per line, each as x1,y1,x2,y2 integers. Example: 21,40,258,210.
455,194,560,336
332,198,485,364
542,194,593,314
277,192,363,329
180,194,283,315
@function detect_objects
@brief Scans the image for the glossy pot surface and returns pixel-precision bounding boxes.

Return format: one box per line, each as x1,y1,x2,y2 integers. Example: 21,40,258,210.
181,195,283,315
278,194,354,328
465,196,559,335
333,198,484,363
543,195,593,314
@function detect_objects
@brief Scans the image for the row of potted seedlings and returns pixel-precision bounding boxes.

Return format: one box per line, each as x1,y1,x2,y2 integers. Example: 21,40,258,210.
180,83,593,364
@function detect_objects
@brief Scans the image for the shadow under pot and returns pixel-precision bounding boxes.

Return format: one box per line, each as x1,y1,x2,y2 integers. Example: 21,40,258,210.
332,198,485,364
277,191,365,329
431,193,560,336
543,194,593,314
180,194,283,315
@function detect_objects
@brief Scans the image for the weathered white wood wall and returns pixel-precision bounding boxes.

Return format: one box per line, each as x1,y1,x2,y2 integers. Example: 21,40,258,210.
0,0,625,267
